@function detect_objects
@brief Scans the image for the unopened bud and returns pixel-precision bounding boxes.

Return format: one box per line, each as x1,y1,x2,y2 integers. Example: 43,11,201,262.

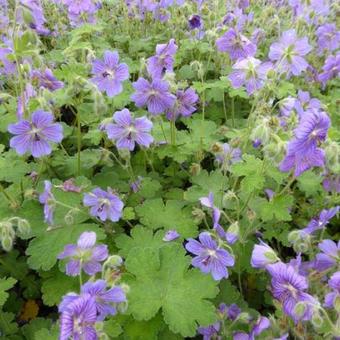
294,302,307,318
1,236,13,252
64,211,74,225
105,255,123,269
311,310,323,328
17,219,31,238
189,163,201,176
192,208,205,223
250,117,271,145
237,312,251,323
118,148,130,161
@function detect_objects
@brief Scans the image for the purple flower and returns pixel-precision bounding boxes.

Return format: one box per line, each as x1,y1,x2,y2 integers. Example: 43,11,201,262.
91,51,129,97
39,180,55,225
268,29,312,77
219,303,241,321
105,109,153,151
294,90,322,118
324,271,340,309
17,83,37,120
279,140,325,177
216,28,256,60
228,57,272,95
131,77,176,115
316,23,340,55
81,280,126,320
318,53,340,87
314,239,340,272
83,188,124,222
198,322,220,340
185,232,235,280
163,230,180,242
59,294,97,340
266,262,317,323
165,87,199,120
234,316,270,340
20,0,50,35
58,231,108,276
200,192,221,229
323,173,340,193
251,240,279,269
64,0,98,26
0,47,16,75
32,68,64,91
215,143,242,168
303,207,339,234
8,110,63,158
130,176,143,193
147,39,177,78
60,178,82,193
188,14,202,30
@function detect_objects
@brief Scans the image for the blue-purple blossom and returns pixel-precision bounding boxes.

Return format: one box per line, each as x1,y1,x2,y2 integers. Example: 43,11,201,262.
185,232,235,280
216,28,256,60
215,143,242,169
20,0,50,35
17,83,37,120
251,240,279,269
228,57,272,95
200,192,221,229
81,280,126,320
163,230,180,242
266,262,317,323
8,110,63,158
64,0,98,26
188,14,202,30
58,231,108,276
314,239,340,272
131,77,176,115
318,53,340,87
316,23,340,55
39,180,55,225
32,68,64,91
268,29,312,77
197,322,220,340
91,51,129,97
324,271,340,309
293,90,322,118
147,39,177,78
105,109,153,151
233,316,270,340
83,188,124,222
302,207,339,234
59,294,97,340
165,88,199,120
0,47,16,75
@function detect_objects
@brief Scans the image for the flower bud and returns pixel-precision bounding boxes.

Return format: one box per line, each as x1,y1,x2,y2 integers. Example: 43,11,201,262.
1,236,13,252
311,310,323,329
226,222,239,244
192,208,205,223
237,312,251,323
64,211,74,225
189,163,201,176
118,148,130,161
250,117,271,145
294,302,307,319
324,141,340,173
105,255,123,269
17,219,31,238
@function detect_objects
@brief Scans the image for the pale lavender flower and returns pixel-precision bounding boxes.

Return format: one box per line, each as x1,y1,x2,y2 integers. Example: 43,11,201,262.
147,39,177,78
251,240,279,269
0,47,16,75
59,294,97,340
64,0,98,26
8,110,63,158
60,178,82,193
215,143,242,168
185,232,235,280
58,231,108,276
314,239,340,272
91,51,129,97
83,188,124,222
165,87,199,120
266,262,317,323
81,280,126,320
163,230,180,242
39,180,55,225
268,29,312,77
198,322,220,340
324,271,340,308
316,23,340,55
302,207,339,234
228,57,272,95
200,192,221,229
32,68,64,91
131,77,176,115
318,53,340,87
20,0,50,35
294,90,322,118
105,109,153,151
216,28,256,60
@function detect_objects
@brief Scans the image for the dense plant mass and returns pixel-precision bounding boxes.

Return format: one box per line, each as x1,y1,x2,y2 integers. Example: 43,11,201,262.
0,0,340,339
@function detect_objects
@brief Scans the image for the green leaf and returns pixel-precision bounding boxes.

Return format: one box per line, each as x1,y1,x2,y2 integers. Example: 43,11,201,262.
125,244,219,337
115,227,165,258
297,171,323,196
0,277,16,307
0,312,18,335
135,199,197,238
258,195,293,221
21,318,52,340
41,268,79,306
26,224,105,271
231,155,265,194
33,323,59,340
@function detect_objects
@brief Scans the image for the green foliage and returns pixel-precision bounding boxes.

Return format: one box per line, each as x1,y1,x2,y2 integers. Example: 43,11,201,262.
258,195,294,221
0,277,16,307
125,244,219,337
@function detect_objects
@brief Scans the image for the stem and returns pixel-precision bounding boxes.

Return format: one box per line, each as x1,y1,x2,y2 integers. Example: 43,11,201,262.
158,117,168,143
143,149,155,172
77,110,81,176
278,175,295,196
231,97,235,127
170,119,176,146
0,184,18,207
